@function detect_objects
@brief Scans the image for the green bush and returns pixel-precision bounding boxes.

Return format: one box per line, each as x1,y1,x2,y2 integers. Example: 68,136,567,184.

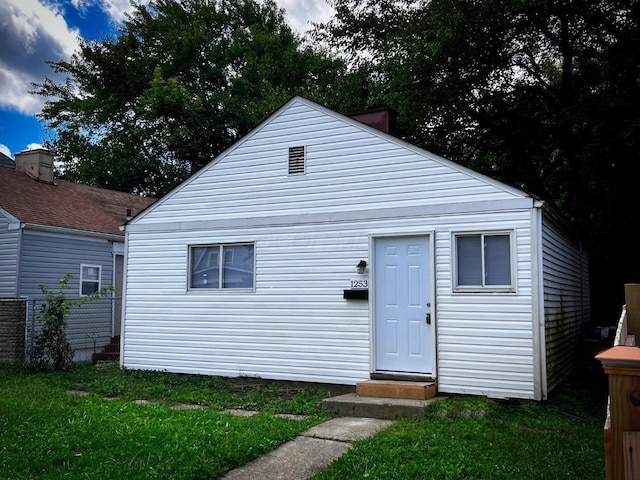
32,274,112,371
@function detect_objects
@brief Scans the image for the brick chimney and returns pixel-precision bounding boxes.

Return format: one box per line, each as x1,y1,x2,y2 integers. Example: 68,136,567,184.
14,149,55,184
349,106,398,136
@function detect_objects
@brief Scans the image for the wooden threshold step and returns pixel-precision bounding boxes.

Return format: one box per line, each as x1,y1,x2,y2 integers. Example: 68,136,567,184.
356,380,437,400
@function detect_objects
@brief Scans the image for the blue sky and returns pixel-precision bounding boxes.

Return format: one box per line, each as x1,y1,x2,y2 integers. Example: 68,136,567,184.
0,0,333,159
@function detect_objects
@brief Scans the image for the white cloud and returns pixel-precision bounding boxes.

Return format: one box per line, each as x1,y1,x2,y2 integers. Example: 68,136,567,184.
70,0,145,24
0,0,81,114
0,0,332,119
0,144,12,158
101,0,144,23
27,142,44,150
277,0,334,35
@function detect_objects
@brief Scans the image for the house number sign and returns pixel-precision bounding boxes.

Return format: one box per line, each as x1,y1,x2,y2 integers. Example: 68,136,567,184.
350,279,369,289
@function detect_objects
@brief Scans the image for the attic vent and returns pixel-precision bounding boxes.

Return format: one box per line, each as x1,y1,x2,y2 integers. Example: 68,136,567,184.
288,146,305,175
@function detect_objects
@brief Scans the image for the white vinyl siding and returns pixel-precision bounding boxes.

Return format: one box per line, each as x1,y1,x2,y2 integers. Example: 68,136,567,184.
541,216,589,392
436,215,535,399
125,209,536,397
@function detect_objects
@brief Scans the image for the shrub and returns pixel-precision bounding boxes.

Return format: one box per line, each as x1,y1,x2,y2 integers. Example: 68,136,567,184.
32,274,112,371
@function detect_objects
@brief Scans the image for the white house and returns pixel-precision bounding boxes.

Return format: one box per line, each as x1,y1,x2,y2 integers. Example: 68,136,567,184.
122,96,589,400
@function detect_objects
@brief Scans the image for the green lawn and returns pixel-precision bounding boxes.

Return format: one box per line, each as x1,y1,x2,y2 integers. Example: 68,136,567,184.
0,363,607,479
0,363,332,479
314,374,608,480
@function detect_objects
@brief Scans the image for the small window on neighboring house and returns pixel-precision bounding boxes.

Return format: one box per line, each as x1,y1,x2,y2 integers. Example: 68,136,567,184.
189,243,254,290
454,232,514,292
288,146,305,175
80,265,101,296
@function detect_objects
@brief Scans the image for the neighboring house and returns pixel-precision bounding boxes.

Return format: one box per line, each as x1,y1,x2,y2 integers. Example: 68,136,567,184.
0,149,155,360
0,151,14,168
122,96,589,400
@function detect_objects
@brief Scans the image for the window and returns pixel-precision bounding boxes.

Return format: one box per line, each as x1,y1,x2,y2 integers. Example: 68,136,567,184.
80,265,101,296
454,233,513,291
189,243,254,290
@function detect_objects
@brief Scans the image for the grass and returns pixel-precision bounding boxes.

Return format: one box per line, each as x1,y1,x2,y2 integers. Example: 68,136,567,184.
0,363,333,479
0,363,608,479
313,371,608,480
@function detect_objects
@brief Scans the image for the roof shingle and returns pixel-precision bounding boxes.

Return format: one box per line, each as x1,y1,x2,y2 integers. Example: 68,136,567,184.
0,167,156,236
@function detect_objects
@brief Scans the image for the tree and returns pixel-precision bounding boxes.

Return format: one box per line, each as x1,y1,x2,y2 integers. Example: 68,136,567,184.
34,0,350,196
317,0,640,319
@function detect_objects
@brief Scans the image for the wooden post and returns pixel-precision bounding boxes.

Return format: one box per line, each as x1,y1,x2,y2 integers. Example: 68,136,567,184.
623,432,640,480
624,284,640,337
596,347,640,480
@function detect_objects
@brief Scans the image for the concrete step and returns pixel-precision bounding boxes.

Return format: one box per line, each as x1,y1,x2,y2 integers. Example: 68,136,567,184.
356,380,437,400
321,393,441,420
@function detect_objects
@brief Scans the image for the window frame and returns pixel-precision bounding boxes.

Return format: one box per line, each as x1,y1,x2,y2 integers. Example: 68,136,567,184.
80,264,102,297
188,242,255,292
452,231,516,294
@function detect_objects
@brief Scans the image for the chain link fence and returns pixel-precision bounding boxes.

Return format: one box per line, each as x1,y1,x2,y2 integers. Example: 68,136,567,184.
23,297,122,364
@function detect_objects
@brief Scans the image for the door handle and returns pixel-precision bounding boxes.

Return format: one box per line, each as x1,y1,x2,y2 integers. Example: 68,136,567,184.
426,313,431,324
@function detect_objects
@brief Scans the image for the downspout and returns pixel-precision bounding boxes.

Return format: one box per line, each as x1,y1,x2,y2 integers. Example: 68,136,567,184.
14,223,24,297
531,200,547,400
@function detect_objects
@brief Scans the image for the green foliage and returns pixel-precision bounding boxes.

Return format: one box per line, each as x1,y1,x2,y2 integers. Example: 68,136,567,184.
33,0,640,316
317,0,640,319
34,0,352,197
32,274,113,372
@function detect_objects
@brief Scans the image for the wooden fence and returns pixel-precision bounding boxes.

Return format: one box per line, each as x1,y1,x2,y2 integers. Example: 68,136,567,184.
596,284,640,480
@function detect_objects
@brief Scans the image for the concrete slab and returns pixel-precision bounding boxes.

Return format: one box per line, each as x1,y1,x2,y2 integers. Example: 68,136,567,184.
322,393,443,419
221,436,351,480
222,414,396,479
303,417,395,442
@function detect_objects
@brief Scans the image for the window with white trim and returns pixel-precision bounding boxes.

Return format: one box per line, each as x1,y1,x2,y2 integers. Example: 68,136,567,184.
454,232,514,291
189,243,254,290
80,265,101,296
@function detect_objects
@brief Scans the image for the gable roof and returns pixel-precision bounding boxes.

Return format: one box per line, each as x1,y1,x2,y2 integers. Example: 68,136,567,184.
0,167,156,236
131,96,531,224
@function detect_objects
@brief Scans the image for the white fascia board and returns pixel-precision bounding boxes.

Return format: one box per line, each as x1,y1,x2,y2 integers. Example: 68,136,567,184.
1,207,21,228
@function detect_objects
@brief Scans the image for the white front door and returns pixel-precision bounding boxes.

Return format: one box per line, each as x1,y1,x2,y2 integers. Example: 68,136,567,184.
374,236,432,374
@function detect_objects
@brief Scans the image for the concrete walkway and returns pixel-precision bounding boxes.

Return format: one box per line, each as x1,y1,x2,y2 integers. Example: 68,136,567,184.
222,417,395,480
